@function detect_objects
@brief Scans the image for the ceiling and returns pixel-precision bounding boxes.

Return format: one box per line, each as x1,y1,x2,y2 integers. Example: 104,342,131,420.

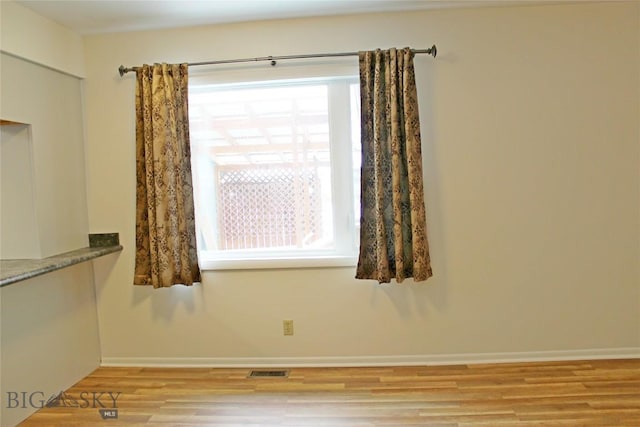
14,0,548,35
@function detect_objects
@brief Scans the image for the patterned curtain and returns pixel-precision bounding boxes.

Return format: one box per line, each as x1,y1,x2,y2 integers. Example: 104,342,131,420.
356,48,432,284
134,63,201,288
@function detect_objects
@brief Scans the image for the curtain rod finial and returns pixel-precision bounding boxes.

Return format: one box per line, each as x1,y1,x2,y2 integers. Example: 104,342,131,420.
118,65,127,77
429,45,437,58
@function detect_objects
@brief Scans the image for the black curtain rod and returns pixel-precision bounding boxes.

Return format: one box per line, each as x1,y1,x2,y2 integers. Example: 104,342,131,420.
118,45,436,77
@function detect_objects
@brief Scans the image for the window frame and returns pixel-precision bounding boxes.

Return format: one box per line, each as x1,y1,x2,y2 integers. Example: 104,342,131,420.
189,69,361,270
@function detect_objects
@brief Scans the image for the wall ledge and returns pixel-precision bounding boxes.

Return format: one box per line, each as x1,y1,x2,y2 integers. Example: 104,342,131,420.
0,245,122,287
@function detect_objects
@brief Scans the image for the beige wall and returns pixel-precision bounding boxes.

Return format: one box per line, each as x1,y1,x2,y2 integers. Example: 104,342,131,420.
0,264,102,427
0,3,100,426
0,55,102,424
0,123,40,258
0,1,89,257
1,53,89,258
0,0,85,77
84,2,639,365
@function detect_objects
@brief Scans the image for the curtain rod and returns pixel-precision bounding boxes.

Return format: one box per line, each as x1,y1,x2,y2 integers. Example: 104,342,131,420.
118,45,436,77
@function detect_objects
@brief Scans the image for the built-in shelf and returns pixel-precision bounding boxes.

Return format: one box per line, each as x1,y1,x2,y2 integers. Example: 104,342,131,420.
0,233,122,287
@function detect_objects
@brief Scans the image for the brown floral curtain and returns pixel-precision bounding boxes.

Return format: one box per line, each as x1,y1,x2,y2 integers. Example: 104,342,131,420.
134,63,201,288
356,48,432,284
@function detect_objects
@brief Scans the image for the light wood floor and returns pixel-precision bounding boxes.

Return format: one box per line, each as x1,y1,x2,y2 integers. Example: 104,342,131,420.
19,358,640,426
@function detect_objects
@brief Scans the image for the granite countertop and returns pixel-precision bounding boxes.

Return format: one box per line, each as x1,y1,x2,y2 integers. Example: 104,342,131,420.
0,246,123,287
0,233,122,287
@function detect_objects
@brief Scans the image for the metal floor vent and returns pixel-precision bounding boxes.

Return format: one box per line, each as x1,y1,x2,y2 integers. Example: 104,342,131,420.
248,370,289,378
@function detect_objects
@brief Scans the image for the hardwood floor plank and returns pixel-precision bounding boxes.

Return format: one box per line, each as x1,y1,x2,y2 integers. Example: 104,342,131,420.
16,358,639,426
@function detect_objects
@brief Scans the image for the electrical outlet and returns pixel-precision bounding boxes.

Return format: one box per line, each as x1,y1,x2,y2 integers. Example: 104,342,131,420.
283,319,294,336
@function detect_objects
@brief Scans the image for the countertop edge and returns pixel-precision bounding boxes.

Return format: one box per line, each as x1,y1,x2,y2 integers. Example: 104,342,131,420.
0,245,123,287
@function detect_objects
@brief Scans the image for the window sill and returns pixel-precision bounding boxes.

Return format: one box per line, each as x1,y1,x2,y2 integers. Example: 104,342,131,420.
199,255,357,271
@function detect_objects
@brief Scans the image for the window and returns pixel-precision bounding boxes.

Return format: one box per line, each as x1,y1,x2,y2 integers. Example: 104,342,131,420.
189,76,361,269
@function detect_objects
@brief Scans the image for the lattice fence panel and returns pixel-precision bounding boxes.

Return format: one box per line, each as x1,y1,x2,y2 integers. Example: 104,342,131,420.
217,167,322,250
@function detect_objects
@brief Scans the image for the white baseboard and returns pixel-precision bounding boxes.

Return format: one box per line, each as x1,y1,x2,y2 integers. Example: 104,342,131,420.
101,347,640,368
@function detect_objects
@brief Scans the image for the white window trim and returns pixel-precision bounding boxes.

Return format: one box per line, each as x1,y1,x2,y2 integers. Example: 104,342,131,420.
199,254,358,270
190,65,360,270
